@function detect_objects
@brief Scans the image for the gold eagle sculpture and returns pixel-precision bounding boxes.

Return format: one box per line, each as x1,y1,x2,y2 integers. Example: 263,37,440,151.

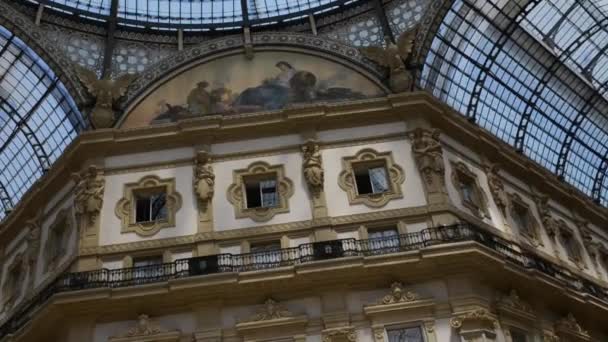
75,66,137,128
359,26,417,93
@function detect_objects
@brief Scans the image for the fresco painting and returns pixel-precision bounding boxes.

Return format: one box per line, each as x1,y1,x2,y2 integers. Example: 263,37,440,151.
121,52,385,128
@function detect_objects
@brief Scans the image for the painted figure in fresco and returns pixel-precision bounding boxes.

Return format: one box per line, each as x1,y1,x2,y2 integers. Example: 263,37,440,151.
359,27,417,93
187,81,212,115
273,61,296,87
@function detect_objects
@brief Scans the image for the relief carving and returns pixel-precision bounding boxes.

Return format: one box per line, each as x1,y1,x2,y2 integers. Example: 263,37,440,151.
359,27,417,92
302,140,324,196
75,66,137,128
498,290,533,314
554,313,589,340
194,150,215,232
380,282,417,304
110,314,180,341
535,194,558,240
451,308,497,341
322,328,357,342
25,215,41,291
72,165,104,234
247,298,293,321
410,128,447,203
484,163,508,217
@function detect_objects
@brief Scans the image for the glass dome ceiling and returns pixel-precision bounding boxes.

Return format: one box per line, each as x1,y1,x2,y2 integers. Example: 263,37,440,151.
27,0,354,29
420,0,608,206
0,24,86,221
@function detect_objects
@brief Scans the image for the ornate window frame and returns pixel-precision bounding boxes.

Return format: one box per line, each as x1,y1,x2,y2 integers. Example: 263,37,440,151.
363,282,437,342
556,220,585,269
2,252,26,310
450,161,489,218
115,175,183,237
338,149,405,208
227,161,294,222
507,193,542,246
496,290,536,342
44,208,74,273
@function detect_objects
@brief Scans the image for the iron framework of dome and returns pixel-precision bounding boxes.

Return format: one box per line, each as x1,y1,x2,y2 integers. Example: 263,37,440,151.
0,0,607,223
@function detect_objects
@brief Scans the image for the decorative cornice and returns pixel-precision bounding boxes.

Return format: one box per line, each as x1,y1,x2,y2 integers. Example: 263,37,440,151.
380,282,417,304
110,314,181,342
450,308,497,329
245,298,293,322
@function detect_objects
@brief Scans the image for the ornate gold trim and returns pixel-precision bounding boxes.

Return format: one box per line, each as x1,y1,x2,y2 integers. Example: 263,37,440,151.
227,161,294,222
338,148,405,208
450,161,489,218
115,175,183,237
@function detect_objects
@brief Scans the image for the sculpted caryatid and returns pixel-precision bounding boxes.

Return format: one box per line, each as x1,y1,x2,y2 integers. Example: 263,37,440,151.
72,165,104,227
411,128,445,194
485,163,508,216
302,140,324,195
194,150,215,205
75,66,137,128
359,27,417,93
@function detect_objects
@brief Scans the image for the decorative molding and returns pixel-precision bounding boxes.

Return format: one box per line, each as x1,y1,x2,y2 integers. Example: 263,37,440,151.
450,308,497,329
556,220,585,269
451,308,497,341
44,207,74,274
322,327,357,342
246,298,293,321
227,161,294,222
534,194,558,240
450,160,489,218
554,313,590,342
338,148,405,208
484,163,508,217
72,165,104,249
115,175,182,237
380,282,417,304
109,314,181,342
2,252,26,312
194,150,215,233
24,214,41,292
302,140,328,219
496,290,535,324
409,128,448,204
507,192,542,247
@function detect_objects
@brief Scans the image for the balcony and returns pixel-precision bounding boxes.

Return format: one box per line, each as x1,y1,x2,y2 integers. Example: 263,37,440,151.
1,223,607,338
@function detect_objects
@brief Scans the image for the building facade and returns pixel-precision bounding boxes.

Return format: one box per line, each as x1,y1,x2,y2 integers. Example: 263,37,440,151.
0,0,607,341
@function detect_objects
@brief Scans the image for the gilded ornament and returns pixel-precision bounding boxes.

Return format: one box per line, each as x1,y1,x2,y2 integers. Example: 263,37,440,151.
72,165,104,228
302,140,324,196
381,282,417,304
359,27,417,92
75,65,137,128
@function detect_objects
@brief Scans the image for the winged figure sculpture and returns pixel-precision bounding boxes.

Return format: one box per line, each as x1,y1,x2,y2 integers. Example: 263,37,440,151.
75,66,137,128
359,27,417,93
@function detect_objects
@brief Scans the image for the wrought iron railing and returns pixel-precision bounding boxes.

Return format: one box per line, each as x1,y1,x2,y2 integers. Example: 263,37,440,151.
1,223,607,337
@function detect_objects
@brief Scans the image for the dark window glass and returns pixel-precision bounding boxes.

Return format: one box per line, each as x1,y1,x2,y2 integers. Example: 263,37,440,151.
354,163,389,195
386,326,424,342
135,192,167,223
244,177,278,209
510,330,527,342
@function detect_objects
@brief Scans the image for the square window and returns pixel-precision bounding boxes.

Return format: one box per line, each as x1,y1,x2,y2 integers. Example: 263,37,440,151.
135,191,167,223
244,175,278,209
386,326,424,342
353,162,390,195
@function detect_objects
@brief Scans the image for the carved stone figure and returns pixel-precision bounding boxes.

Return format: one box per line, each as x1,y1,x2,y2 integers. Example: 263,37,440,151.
194,150,215,204
72,165,105,227
498,290,533,314
75,66,137,128
302,140,324,195
555,313,588,336
381,282,417,304
359,27,417,93
25,215,41,265
485,163,508,216
535,194,558,240
249,298,293,321
410,128,446,197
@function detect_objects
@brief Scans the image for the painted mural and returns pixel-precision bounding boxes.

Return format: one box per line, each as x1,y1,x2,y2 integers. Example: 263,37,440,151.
121,51,385,128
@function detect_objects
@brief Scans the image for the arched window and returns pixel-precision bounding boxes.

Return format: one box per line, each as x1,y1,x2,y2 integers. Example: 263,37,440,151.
0,25,86,221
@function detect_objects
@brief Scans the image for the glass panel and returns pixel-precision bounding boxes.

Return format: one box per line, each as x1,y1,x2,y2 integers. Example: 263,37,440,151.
387,326,424,342
369,167,389,194
260,179,278,208
150,193,168,220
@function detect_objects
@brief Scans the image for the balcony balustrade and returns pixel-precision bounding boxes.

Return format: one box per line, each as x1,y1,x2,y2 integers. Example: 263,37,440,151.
0,223,606,338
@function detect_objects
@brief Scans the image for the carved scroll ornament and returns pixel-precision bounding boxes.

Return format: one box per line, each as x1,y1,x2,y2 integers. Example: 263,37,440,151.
380,282,417,304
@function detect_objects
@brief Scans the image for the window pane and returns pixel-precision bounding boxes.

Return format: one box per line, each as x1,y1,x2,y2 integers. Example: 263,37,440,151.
135,197,151,222
369,167,389,193
510,330,527,342
150,193,167,220
260,179,278,207
387,327,424,342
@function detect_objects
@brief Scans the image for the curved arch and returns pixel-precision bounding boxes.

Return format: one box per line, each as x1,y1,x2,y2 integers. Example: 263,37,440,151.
0,24,86,222
0,1,88,106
